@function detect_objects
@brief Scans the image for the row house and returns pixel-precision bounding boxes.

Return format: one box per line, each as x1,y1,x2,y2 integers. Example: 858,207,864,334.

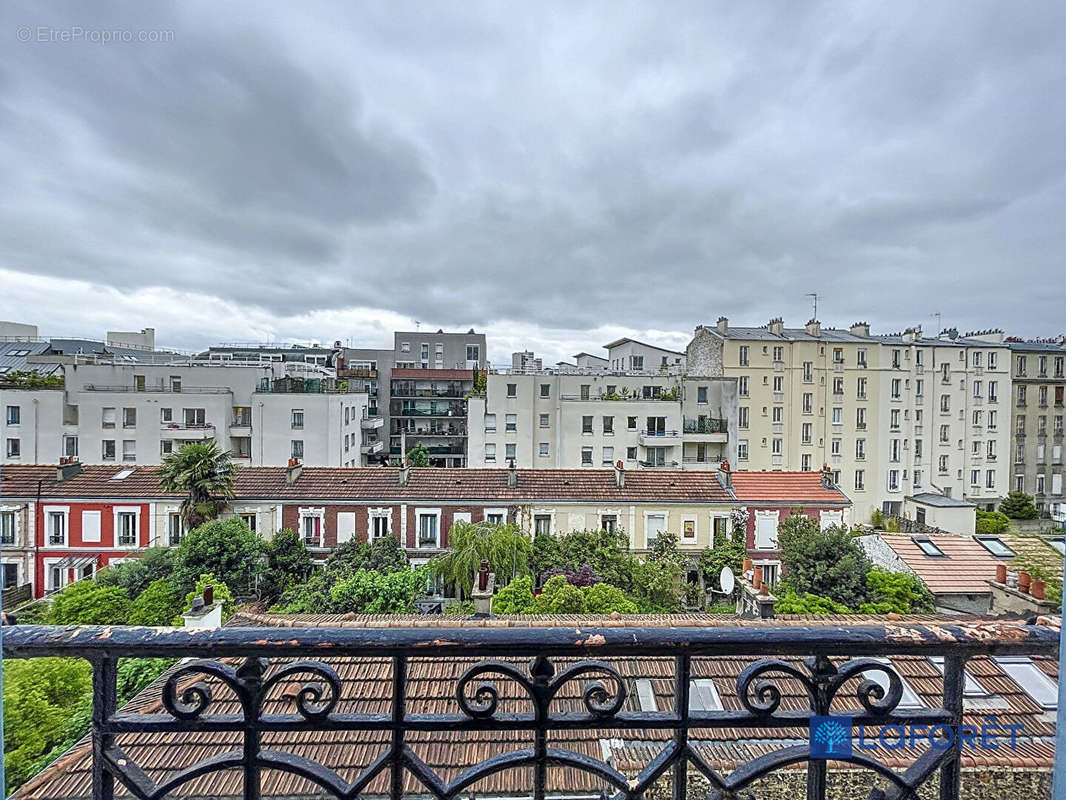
0,461,850,598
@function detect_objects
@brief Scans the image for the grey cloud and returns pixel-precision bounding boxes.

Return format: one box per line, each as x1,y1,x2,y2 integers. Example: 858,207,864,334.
1,0,1065,350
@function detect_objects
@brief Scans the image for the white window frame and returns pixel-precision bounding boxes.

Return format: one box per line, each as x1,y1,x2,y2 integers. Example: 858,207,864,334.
416,508,442,549
113,506,141,547
531,509,555,536
299,507,326,547
43,505,70,548
1,505,20,546
368,507,393,540
43,557,67,593
680,513,698,543
754,509,779,550
81,510,102,544
484,507,508,525
643,511,668,549
819,510,843,530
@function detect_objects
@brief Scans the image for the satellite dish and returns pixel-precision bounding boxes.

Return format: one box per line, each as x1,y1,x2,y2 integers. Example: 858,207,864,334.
719,566,735,595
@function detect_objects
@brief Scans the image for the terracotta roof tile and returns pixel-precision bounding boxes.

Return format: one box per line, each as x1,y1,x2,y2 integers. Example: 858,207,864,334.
876,534,1001,595
730,471,850,505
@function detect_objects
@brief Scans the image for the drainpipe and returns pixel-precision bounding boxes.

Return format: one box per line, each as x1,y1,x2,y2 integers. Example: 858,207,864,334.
1054,532,1066,796
33,479,42,597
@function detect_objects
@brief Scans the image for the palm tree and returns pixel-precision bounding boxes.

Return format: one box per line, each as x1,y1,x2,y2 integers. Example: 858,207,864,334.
159,441,236,529
431,521,532,598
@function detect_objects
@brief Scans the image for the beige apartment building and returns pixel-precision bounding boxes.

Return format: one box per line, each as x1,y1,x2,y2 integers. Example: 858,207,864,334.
690,318,1011,522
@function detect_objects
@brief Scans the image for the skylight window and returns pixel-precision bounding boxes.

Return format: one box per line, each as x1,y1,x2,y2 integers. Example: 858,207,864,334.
928,656,988,697
689,679,723,712
1049,538,1065,556
635,679,657,712
110,468,135,480
869,659,924,709
913,537,945,557
973,536,1015,558
994,657,1058,709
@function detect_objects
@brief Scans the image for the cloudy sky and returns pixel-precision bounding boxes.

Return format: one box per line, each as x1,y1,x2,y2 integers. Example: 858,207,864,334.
1,1,1064,364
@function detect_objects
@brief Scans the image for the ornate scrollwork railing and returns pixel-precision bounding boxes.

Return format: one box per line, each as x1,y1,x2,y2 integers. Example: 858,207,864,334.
2,621,1058,800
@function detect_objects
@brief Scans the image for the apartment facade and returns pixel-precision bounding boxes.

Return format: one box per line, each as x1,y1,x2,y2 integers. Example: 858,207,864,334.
1,361,370,468
1007,339,1066,518
693,318,1011,521
467,370,737,471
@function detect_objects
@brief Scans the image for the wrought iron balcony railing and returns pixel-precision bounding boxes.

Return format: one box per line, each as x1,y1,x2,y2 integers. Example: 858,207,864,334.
1,620,1059,800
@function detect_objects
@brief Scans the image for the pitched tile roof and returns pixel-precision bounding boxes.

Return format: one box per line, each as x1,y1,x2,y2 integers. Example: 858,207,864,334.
1001,533,1064,580
0,464,738,504
14,613,1057,800
876,534,1001,595
730,471,850,505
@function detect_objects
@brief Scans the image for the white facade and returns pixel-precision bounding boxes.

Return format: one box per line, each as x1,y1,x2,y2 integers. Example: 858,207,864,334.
603,338,686,374
1,362,369,467
468,371,737,470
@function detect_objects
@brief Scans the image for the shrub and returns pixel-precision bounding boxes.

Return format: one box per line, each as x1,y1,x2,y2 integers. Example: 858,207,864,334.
492,575,535,614
531,575,586,614
862,569,934,614
329,567,427,614
445,600,475,616
584,583,638,614
541,565,601,587
173,574,235,624
128,578,182,626
870,508,885,528
775,590,852,615
779,515,872,608
999,491,1038,520
172,518,262,596
260,528,313,601
95,547,175,598
48,581,131,625
976,510,1011,535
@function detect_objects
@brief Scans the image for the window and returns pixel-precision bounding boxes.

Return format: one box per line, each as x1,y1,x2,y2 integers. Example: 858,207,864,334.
889,439,900,462
291,409,305,429
507,383,517,398
485,413,497,432
833,348,843,363
938,455,949,473
913,469,922,488
466,344,480,363
645,514,667,547
974,536,1015,558
888,470,900,491
831,438,841,456
539,442,549,457
801,423,812,444
772,406,783,423
994,657,1057,709
420,343,429,362
602,446,614,465
856,408,866,429
914,538,945,557
534,514,551,535
5,438,20,458
627,446,637,460
540,383,550,398
301,513,322,546
801,454,812,471
697,386,708,403
291,440,304,459
167,513,182,546
627,416,637,431
505,413,517,432
582,416,593,434
539,413,550,428
854,470,865,490
890,409,900,429
161,440,173,456
802,393,813,413
47,509,67,546
771,438,782,455
161,407,173,423
832,407,842,424
940,424,950,443
122,439,136,461
102,439,116,460
973,380,983,398
1,510,15,545
915,379,923,397
738,407,749,429
102,407,116,429
581,447,593,466
856,377,867,399
371,514,391,541
855,439,866,460
184,408,206,426
121,407,136,428
2,562,17,590
485,443,496,463
857,348,867,367
400,341,410,353
940,394,950,413
802,362,813,382
986,469,995,489
116,511,138,546
737,440,749,460
738,346,749,366
754,511,778,549
688,679,724,712
738,376,749,396
5,406,19,425
914,439,923,458
1018,385,1027,405
601,515,617,533
505,443,516,461
891,378,901,399
603,416,614,435
772,375,783,393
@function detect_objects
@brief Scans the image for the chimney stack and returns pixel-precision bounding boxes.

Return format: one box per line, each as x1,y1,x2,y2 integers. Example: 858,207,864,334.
507,459,518,489
718,459,733,490
285,458,303,486
820,464,834,487
849,321,870,338
181,588,223,628
767,317,784,336
56,458,82,483
716,316,729,334
805,319,820,337
614,460,625,489
398,464,411,487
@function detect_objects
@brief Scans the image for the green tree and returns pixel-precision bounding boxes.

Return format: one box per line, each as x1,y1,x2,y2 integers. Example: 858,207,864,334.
2,658,92,789
329,567,427,614
583,583,638,614
127,578,182,626
95,547,175,598
492,575,535,614
860,569,934,614
530,533,563,580
431,522,531,596
699,521,747,595
999,491,1038,520
531,574,586,613
406,442,430,467
775,590,853,615
0,369,64,388
260,528,313,600
554,529,641,591
159,441,236,529
779,514,872,608
976,509,1011,535
174,574,236,623
366,535,409,572
47,581,132,625
172,517,262,596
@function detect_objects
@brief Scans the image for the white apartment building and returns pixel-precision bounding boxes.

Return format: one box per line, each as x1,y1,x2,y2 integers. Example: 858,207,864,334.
468,362,738,471
1,361,370,468
602,337,686,373
689,318,1011,521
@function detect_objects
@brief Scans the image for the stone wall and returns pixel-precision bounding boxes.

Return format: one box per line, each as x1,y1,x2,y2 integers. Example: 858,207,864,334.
685,327,724,377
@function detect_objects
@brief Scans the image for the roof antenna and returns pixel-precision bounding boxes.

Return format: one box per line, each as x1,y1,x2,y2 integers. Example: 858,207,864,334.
415,320,421,331
930,311,941,335
805,292,818,321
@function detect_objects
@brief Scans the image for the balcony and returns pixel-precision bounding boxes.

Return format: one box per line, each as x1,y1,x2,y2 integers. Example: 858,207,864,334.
393,402,466,418
682,418,727,442
638,429,681,446
390,385,466,399
1,620,1059,800
361,439,384,455
361,414,385,430
160,422,215,439
638,459,680,468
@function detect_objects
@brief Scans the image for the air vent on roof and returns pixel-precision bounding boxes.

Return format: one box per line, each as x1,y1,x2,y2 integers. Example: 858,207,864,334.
111,468,135,480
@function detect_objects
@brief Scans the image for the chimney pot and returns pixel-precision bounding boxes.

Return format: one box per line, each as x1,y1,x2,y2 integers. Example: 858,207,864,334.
507,460,518,488
752,566,763,591
203,585,214,606
995,563,1007,584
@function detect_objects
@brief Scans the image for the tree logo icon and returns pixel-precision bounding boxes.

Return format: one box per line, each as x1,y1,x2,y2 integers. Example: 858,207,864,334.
810,715,852,758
